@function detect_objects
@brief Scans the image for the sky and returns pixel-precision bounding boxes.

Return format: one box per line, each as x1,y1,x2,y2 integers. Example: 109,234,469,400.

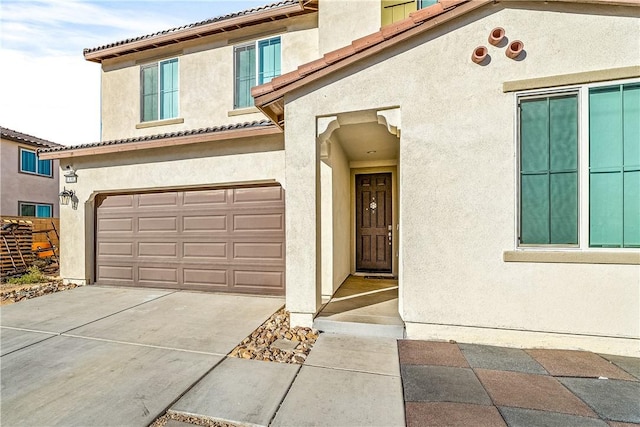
0,0,269,145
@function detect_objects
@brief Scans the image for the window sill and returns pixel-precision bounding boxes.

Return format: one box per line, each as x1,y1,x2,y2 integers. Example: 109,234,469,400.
228,107,260,117
503,250,640,265
136,117,184,129
19,170,53,179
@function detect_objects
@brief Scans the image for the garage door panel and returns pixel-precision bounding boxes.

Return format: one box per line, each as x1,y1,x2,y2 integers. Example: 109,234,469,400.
233,270,284,289
183,268,227,286
233,186,283,203
137,192,179,207
138,216,178,232
233,242,284,260
98,242,133,256
183,242,227,259
98,217,133,233
183,189,227,205
183,215,226,232
99,194,134,209
138,266,178,284
96,186,284,295
234,213,283,231
138,242,178,258
98,265,134,282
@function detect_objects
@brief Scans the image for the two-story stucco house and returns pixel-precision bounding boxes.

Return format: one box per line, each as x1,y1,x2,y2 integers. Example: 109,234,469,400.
39,0,639,356
1,127,62,218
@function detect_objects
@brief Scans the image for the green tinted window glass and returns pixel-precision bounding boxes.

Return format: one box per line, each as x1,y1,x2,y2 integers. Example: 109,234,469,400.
521,174,549,244
589,84,640,248
141,65,158,122
624,171,640,247
550,172,578,244
590,86,622,170
520,94,578,245
623,84,640,168
160,59,178,119
20,204,35,216
258,37,281,84
550,96,578,171
234,44,256,109
520,99,549,173
590,172,623,246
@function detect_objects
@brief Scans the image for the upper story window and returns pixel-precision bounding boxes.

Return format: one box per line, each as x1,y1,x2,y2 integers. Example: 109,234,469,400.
517,81,640,249
234,36,281,109
140,58,179,122
19,202,52,218
20,148,52,177
382,0,437,26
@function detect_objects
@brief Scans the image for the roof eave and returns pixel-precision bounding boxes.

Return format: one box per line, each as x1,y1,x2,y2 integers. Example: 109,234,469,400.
253,0,491,123
38,125,282,160
254,0,640,127
84,2,315,63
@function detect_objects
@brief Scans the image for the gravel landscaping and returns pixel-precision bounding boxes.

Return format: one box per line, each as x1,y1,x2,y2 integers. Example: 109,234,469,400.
150,412,239,427
0,279,80,306
228,307,319,364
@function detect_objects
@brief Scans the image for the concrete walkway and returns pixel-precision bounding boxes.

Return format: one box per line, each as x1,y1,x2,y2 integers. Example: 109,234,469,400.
2,286,639,426
170,333,405,426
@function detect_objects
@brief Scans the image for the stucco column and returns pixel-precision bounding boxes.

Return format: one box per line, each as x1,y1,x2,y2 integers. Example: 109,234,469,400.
59,185,90,285
285,111,322,328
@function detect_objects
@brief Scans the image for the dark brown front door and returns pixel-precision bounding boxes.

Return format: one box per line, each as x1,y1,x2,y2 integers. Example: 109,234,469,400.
356,173,392,272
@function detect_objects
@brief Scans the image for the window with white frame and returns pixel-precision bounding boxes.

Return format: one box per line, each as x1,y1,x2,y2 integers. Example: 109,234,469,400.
141,58,179,122
19,202,52,218
20,148,52,177
234,36,281,109
517,80,640,249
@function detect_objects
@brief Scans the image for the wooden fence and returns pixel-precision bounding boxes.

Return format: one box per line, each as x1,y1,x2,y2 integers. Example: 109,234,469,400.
1,216,60,279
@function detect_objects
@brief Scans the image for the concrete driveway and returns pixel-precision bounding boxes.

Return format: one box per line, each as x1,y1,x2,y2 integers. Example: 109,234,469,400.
0,285,284,426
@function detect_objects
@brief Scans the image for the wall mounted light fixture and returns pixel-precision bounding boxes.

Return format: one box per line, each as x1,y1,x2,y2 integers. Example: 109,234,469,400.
59,188,75,206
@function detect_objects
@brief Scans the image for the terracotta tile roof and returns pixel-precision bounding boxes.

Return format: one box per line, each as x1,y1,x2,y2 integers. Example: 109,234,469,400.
252,0,639,127
0,127,63,149
251,0,482,126
37,120,280,159
84,0,318,63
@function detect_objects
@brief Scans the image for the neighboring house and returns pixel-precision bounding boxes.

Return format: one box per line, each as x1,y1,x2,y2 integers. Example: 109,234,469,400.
39,0,639,356
1,127,62,218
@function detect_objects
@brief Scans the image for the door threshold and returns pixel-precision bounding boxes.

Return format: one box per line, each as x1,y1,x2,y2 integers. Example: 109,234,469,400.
352,272,395,279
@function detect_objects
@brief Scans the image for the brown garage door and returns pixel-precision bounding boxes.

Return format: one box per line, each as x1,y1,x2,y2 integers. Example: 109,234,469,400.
95,186,285,295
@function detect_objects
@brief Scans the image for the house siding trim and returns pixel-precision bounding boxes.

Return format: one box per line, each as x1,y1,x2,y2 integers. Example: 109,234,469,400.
503,65,640,93
39,122,281,160
503,250,640,265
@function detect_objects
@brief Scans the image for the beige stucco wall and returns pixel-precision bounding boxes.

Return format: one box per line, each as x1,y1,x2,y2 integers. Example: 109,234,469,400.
0,139,60,217
284,3,640,354
331,139,351,291
58,135,285,284
100,14,319,142
320,136,352,299
318,0,382,55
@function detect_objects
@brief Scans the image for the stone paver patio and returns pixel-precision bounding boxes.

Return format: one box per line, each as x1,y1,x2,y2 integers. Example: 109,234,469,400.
399,341,640,427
